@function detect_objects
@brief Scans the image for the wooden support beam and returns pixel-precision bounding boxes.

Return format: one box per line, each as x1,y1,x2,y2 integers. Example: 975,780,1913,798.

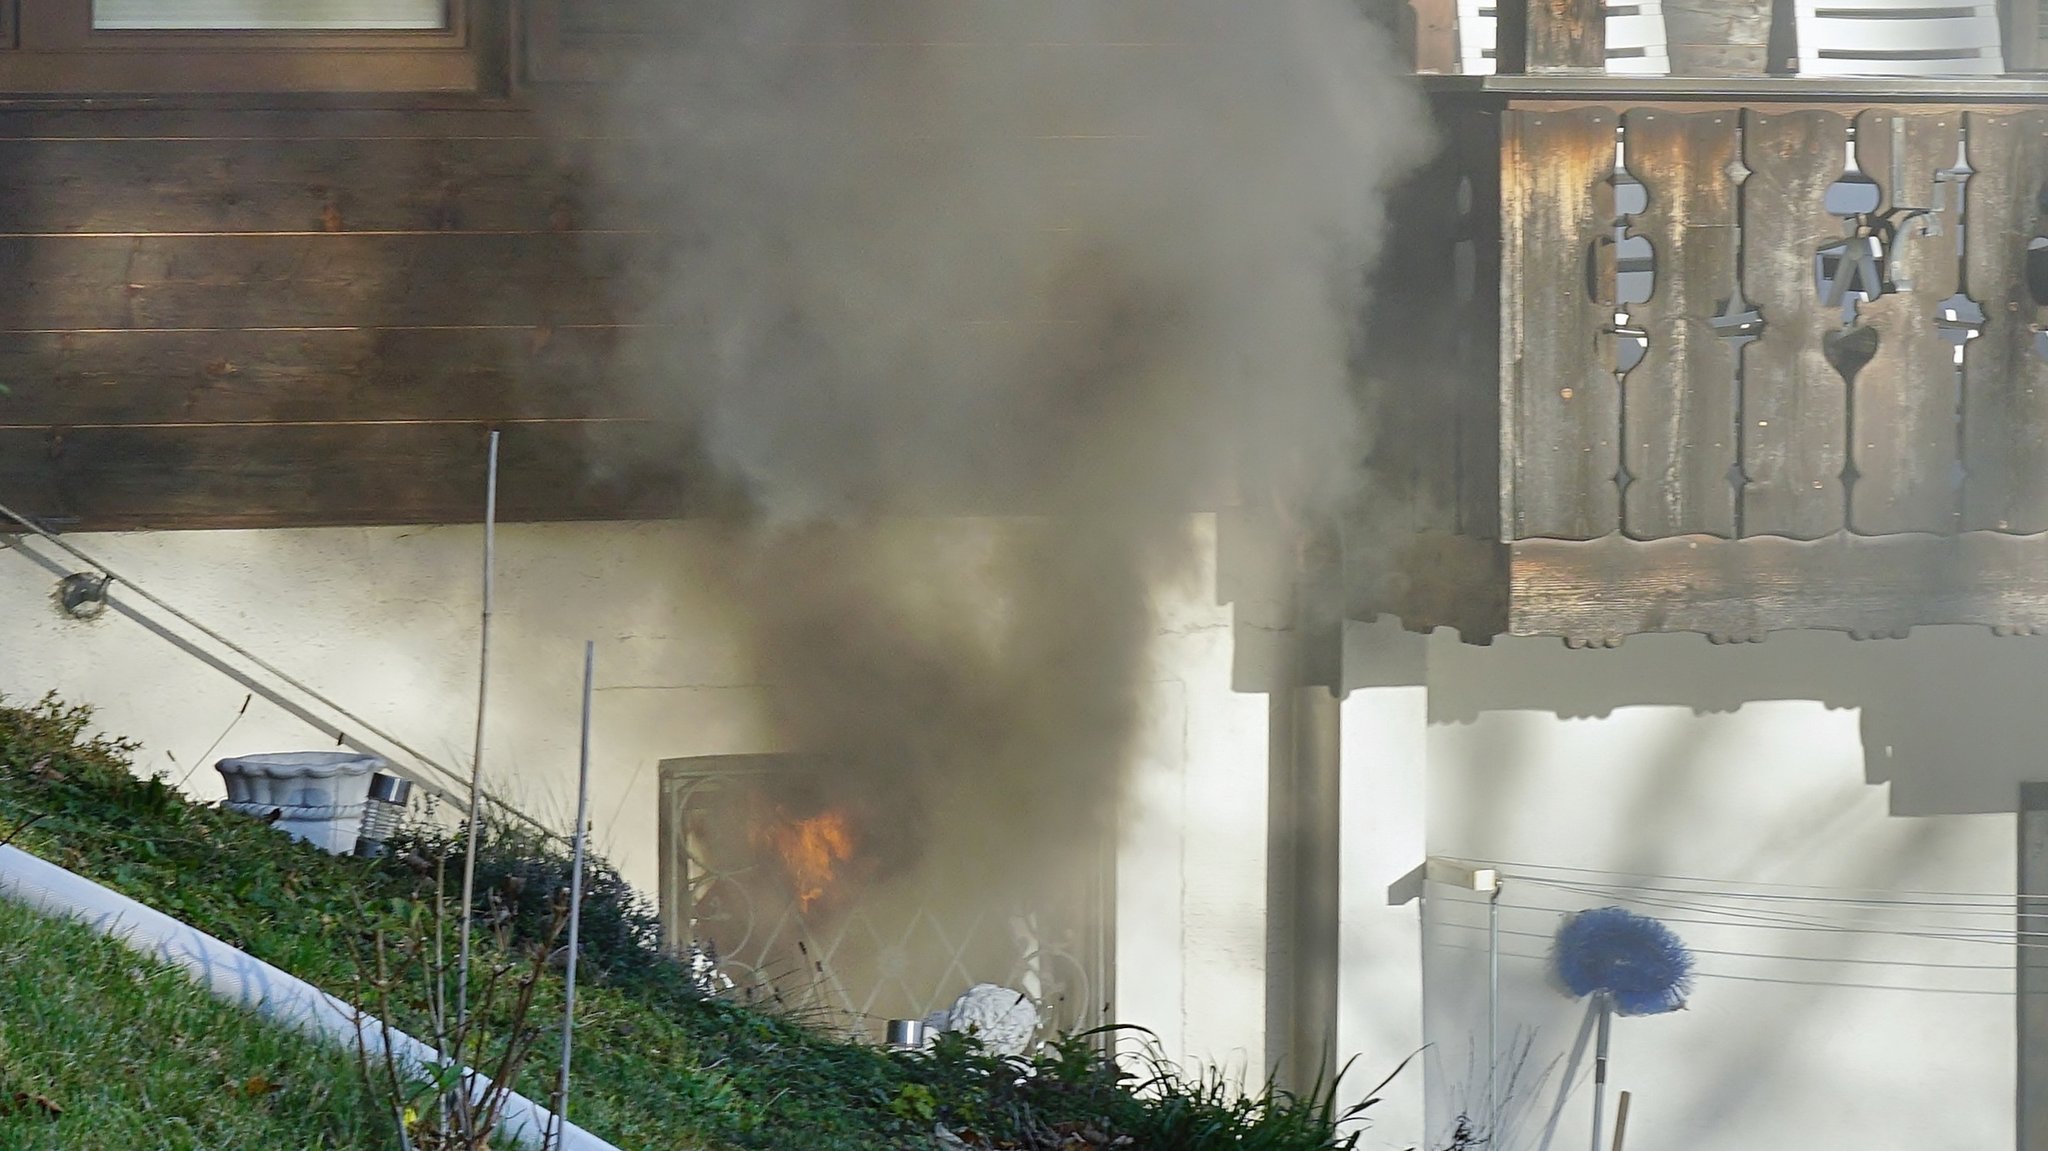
1510,532,2048,646
1410,0,1458,72
1525,0,1605,73
1495,0,1529,73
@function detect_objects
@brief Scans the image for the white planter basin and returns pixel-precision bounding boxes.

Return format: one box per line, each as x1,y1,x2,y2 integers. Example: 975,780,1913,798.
216,752,382,854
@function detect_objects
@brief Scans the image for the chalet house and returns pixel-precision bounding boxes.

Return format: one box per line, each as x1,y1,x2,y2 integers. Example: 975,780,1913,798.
6,2,2048,1149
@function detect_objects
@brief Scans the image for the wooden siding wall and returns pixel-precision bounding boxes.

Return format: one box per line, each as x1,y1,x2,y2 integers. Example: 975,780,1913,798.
0,105,696,530
0,12,1310,535
1505,104,2048,644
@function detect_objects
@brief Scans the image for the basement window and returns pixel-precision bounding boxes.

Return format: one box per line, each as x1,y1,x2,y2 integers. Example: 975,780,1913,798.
0,0,494,94
92,0,446,31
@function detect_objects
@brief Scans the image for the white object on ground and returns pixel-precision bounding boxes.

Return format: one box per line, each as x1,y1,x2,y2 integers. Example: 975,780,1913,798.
0,843,621,1151
1791,0,2004,76
1456,0,1671,76
943,983,1041,1057
217,751,379,854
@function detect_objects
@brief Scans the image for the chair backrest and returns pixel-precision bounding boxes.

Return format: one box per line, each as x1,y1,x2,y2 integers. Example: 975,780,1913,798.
1791,0,2005,76
1455,0,1671,75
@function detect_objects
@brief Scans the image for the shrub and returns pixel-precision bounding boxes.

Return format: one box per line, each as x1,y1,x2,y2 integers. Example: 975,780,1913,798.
388,819,666,983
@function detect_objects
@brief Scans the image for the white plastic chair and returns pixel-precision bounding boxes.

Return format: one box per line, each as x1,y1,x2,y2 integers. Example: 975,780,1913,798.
1455,0,1671,76
1792,0,2005,76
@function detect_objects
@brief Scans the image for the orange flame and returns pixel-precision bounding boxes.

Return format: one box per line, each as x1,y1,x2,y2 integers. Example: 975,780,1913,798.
761,809,855,913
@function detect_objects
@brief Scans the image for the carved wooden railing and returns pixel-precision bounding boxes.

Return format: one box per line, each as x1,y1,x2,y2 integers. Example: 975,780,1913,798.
1504,104,2048,644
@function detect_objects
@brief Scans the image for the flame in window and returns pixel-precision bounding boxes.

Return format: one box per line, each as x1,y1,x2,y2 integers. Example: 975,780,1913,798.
757,808,855,913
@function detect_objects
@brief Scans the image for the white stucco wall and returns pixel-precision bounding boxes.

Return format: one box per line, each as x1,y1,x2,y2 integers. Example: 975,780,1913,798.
0,515,1272,1077
2,522,775,886
14,517,2020,1151
1422,629,2018,1151
1340,622,1431,1151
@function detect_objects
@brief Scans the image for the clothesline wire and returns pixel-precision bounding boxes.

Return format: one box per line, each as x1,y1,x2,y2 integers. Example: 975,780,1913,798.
1430,917,2013,971
1427,933,2013,997
1508,877,2046,936
1437,855,2022,902
1433,883,2046,947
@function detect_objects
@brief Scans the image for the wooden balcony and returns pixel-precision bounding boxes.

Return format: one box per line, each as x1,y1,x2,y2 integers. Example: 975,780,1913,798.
1503,99,2048,646
1332,4,2048,652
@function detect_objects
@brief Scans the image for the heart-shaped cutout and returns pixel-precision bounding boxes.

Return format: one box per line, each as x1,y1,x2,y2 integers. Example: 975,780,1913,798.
1823,325,1880,381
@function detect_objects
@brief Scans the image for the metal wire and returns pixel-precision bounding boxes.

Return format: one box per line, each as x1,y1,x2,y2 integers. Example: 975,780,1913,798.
0,495,556,841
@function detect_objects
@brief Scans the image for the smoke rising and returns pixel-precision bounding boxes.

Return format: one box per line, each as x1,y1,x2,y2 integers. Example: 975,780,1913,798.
584,2,1431,883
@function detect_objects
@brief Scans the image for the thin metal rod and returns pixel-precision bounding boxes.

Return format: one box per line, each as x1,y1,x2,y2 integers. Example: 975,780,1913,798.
0,496,554,840
1609,1090,1632,1151
549,641,596,1150
1488,883,1502,1142
454,429,501,1120
1590,993,1612,1151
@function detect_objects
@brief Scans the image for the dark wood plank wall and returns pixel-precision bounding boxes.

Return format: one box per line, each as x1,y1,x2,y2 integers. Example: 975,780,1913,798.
1455,105,1505,545
0,105,697,530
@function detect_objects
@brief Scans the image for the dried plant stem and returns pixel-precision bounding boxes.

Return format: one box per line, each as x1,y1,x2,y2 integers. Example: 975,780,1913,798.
455,427,501,1134
549,641,596,1149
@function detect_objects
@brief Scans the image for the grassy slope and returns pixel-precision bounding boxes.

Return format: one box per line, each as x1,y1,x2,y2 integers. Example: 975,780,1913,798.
0,697,1376,1151
0,896,396,1151
0,697,909,1151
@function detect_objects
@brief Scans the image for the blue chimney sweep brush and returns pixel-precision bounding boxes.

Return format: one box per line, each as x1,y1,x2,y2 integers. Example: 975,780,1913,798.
1552,907,1692,1151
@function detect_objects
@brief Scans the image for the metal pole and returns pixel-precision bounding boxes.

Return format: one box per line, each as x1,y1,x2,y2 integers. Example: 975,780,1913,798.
1590,993,1612,1151
1489,882,1502,1143
2022,783,2048,1151
454,429,501,1123
549,641,595,1150
1609,1090,1632,1151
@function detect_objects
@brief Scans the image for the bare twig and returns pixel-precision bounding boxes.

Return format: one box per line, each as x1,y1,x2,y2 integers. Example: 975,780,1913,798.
372,930,419,1151
0,813,47,851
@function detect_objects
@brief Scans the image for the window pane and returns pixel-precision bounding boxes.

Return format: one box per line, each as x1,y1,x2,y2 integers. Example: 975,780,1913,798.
93,0,446,30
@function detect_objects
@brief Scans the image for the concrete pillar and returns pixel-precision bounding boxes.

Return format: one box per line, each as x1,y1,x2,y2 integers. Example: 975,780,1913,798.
2022,782,2048,1151
1268,684,1343,1090
1338,622,1428,1150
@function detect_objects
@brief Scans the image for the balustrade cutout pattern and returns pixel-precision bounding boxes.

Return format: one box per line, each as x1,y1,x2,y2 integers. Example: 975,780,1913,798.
1508,107,2048,546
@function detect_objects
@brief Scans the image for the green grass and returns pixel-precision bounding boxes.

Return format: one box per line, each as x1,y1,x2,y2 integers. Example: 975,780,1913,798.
0,695,1387,1151
0,896,398,1151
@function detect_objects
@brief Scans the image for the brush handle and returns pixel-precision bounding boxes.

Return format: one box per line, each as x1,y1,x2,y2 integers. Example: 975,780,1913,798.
1590,994,1612,1151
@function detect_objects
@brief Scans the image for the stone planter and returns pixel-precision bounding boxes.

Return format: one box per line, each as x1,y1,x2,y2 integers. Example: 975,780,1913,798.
216,751,381,854
1663,0,1776,76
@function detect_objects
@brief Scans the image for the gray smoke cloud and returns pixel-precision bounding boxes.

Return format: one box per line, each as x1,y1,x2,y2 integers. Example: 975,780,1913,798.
580,1,1432,888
